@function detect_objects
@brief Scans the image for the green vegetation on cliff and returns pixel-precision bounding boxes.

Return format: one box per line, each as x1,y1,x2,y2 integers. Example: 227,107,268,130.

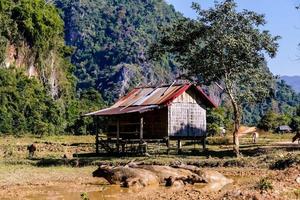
55,0,181,102
0,0,299,135
0,0,103,135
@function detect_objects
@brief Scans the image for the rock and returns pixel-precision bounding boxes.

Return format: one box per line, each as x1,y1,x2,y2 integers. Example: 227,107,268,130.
296,176,300,184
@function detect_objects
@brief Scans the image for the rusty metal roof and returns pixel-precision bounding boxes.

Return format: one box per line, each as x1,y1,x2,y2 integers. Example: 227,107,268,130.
112,84,190,107
84,105,160,116
85,84,217,116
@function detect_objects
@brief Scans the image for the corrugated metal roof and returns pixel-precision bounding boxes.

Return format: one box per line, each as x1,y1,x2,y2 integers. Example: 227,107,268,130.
85,84,217,116
84,105,160,116
112,84,190,107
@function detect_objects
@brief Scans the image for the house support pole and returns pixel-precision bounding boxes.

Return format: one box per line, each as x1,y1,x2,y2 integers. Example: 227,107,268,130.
95,116,99,154
140,116,146,153
166,138,170,155
116,118,120,154
140,116,144,141
202,136,206,150
177,140,182,154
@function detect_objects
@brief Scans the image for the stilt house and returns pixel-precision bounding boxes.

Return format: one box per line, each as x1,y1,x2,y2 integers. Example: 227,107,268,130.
85,83,217,154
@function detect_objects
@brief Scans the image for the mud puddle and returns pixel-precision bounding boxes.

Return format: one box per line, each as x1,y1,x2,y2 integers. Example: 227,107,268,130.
23,180,233,200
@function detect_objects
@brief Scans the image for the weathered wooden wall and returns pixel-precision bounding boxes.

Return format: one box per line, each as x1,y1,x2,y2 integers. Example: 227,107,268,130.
106,108,168,140
168,89,206,138
106,88,207,140
143,107,168,139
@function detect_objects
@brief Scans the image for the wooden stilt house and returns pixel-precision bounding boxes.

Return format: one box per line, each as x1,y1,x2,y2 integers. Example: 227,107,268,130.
85,83,217,154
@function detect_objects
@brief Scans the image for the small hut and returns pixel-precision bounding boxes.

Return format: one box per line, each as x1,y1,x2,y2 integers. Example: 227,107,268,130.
85,83,217,154
276,125,292,133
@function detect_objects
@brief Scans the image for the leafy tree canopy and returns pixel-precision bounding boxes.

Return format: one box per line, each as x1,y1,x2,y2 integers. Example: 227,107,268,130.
150,0,280,155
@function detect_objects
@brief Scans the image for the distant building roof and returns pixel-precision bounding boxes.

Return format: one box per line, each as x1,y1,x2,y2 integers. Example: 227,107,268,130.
85,83,217,116
277,125,292,131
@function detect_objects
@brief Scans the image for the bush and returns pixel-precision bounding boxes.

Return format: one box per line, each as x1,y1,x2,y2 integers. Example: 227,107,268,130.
270,155,300,170
256,178,273,191
207,136,231,145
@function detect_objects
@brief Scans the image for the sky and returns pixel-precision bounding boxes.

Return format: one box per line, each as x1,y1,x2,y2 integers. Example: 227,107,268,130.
166,0,300,76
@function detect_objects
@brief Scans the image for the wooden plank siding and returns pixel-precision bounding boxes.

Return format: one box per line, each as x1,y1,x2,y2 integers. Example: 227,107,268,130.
106,88,207,140
168,89,206,138
143,107,168,139
106,108,168,140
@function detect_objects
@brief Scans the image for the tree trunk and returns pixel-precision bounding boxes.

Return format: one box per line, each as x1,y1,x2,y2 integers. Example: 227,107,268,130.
232,103,240,157
226,86,241,157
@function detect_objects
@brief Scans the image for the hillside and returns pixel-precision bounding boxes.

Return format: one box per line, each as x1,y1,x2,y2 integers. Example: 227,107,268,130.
54,0,300,125
55,0,182,103
0,0,104,135
281,75,300,93
0,0,299,135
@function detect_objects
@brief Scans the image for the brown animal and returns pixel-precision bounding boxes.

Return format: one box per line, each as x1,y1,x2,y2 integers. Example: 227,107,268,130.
292,132,300,143
92,165,160,187
92,164,232,189
27,144,36,158
252,132,259,143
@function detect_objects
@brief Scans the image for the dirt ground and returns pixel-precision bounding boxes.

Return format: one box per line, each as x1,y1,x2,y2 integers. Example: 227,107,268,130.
0,134,299,200
0,165,299,200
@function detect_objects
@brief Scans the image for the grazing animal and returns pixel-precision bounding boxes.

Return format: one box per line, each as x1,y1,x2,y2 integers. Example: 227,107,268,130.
27,144,36,158
252,132,259,144
292,132,300,143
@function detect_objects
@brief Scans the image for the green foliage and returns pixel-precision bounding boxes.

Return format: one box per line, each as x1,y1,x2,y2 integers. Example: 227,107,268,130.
207,137,230,145
11,0,64,54
55,0,182,102
290,117,300,131
258,111,293,131
0,0,65,63
80,192,89,200
0,0,105,135
0,68,63,135
151,0,279,153
151,0,279,113
296,105,300,116
66,89,105,135
290,105,300,131
207,108,228,135
256,178,273,191
242,80,300,125
258,111,279,131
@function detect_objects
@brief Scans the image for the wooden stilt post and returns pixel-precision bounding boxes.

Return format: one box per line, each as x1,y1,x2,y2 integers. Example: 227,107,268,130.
140,116,145,153
177,140,182,154
116,118,120,154
166,138,170,155
202,136,206,151
95,116,99,154
140,117,144,142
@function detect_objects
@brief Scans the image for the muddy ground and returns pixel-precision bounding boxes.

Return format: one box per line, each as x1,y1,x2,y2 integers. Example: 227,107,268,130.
0,134,299,200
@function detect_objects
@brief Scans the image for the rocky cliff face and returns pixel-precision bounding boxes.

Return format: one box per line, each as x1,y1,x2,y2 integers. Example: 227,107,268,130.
3,43,62,99
55,0,181,102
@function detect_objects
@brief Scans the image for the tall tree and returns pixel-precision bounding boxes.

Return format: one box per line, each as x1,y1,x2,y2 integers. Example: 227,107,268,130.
150,0,280,155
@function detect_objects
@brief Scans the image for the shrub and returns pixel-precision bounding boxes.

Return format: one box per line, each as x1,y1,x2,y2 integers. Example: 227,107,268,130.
256,178,273,191
270,155,300,170
207,136,231,145
80,192,89,200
